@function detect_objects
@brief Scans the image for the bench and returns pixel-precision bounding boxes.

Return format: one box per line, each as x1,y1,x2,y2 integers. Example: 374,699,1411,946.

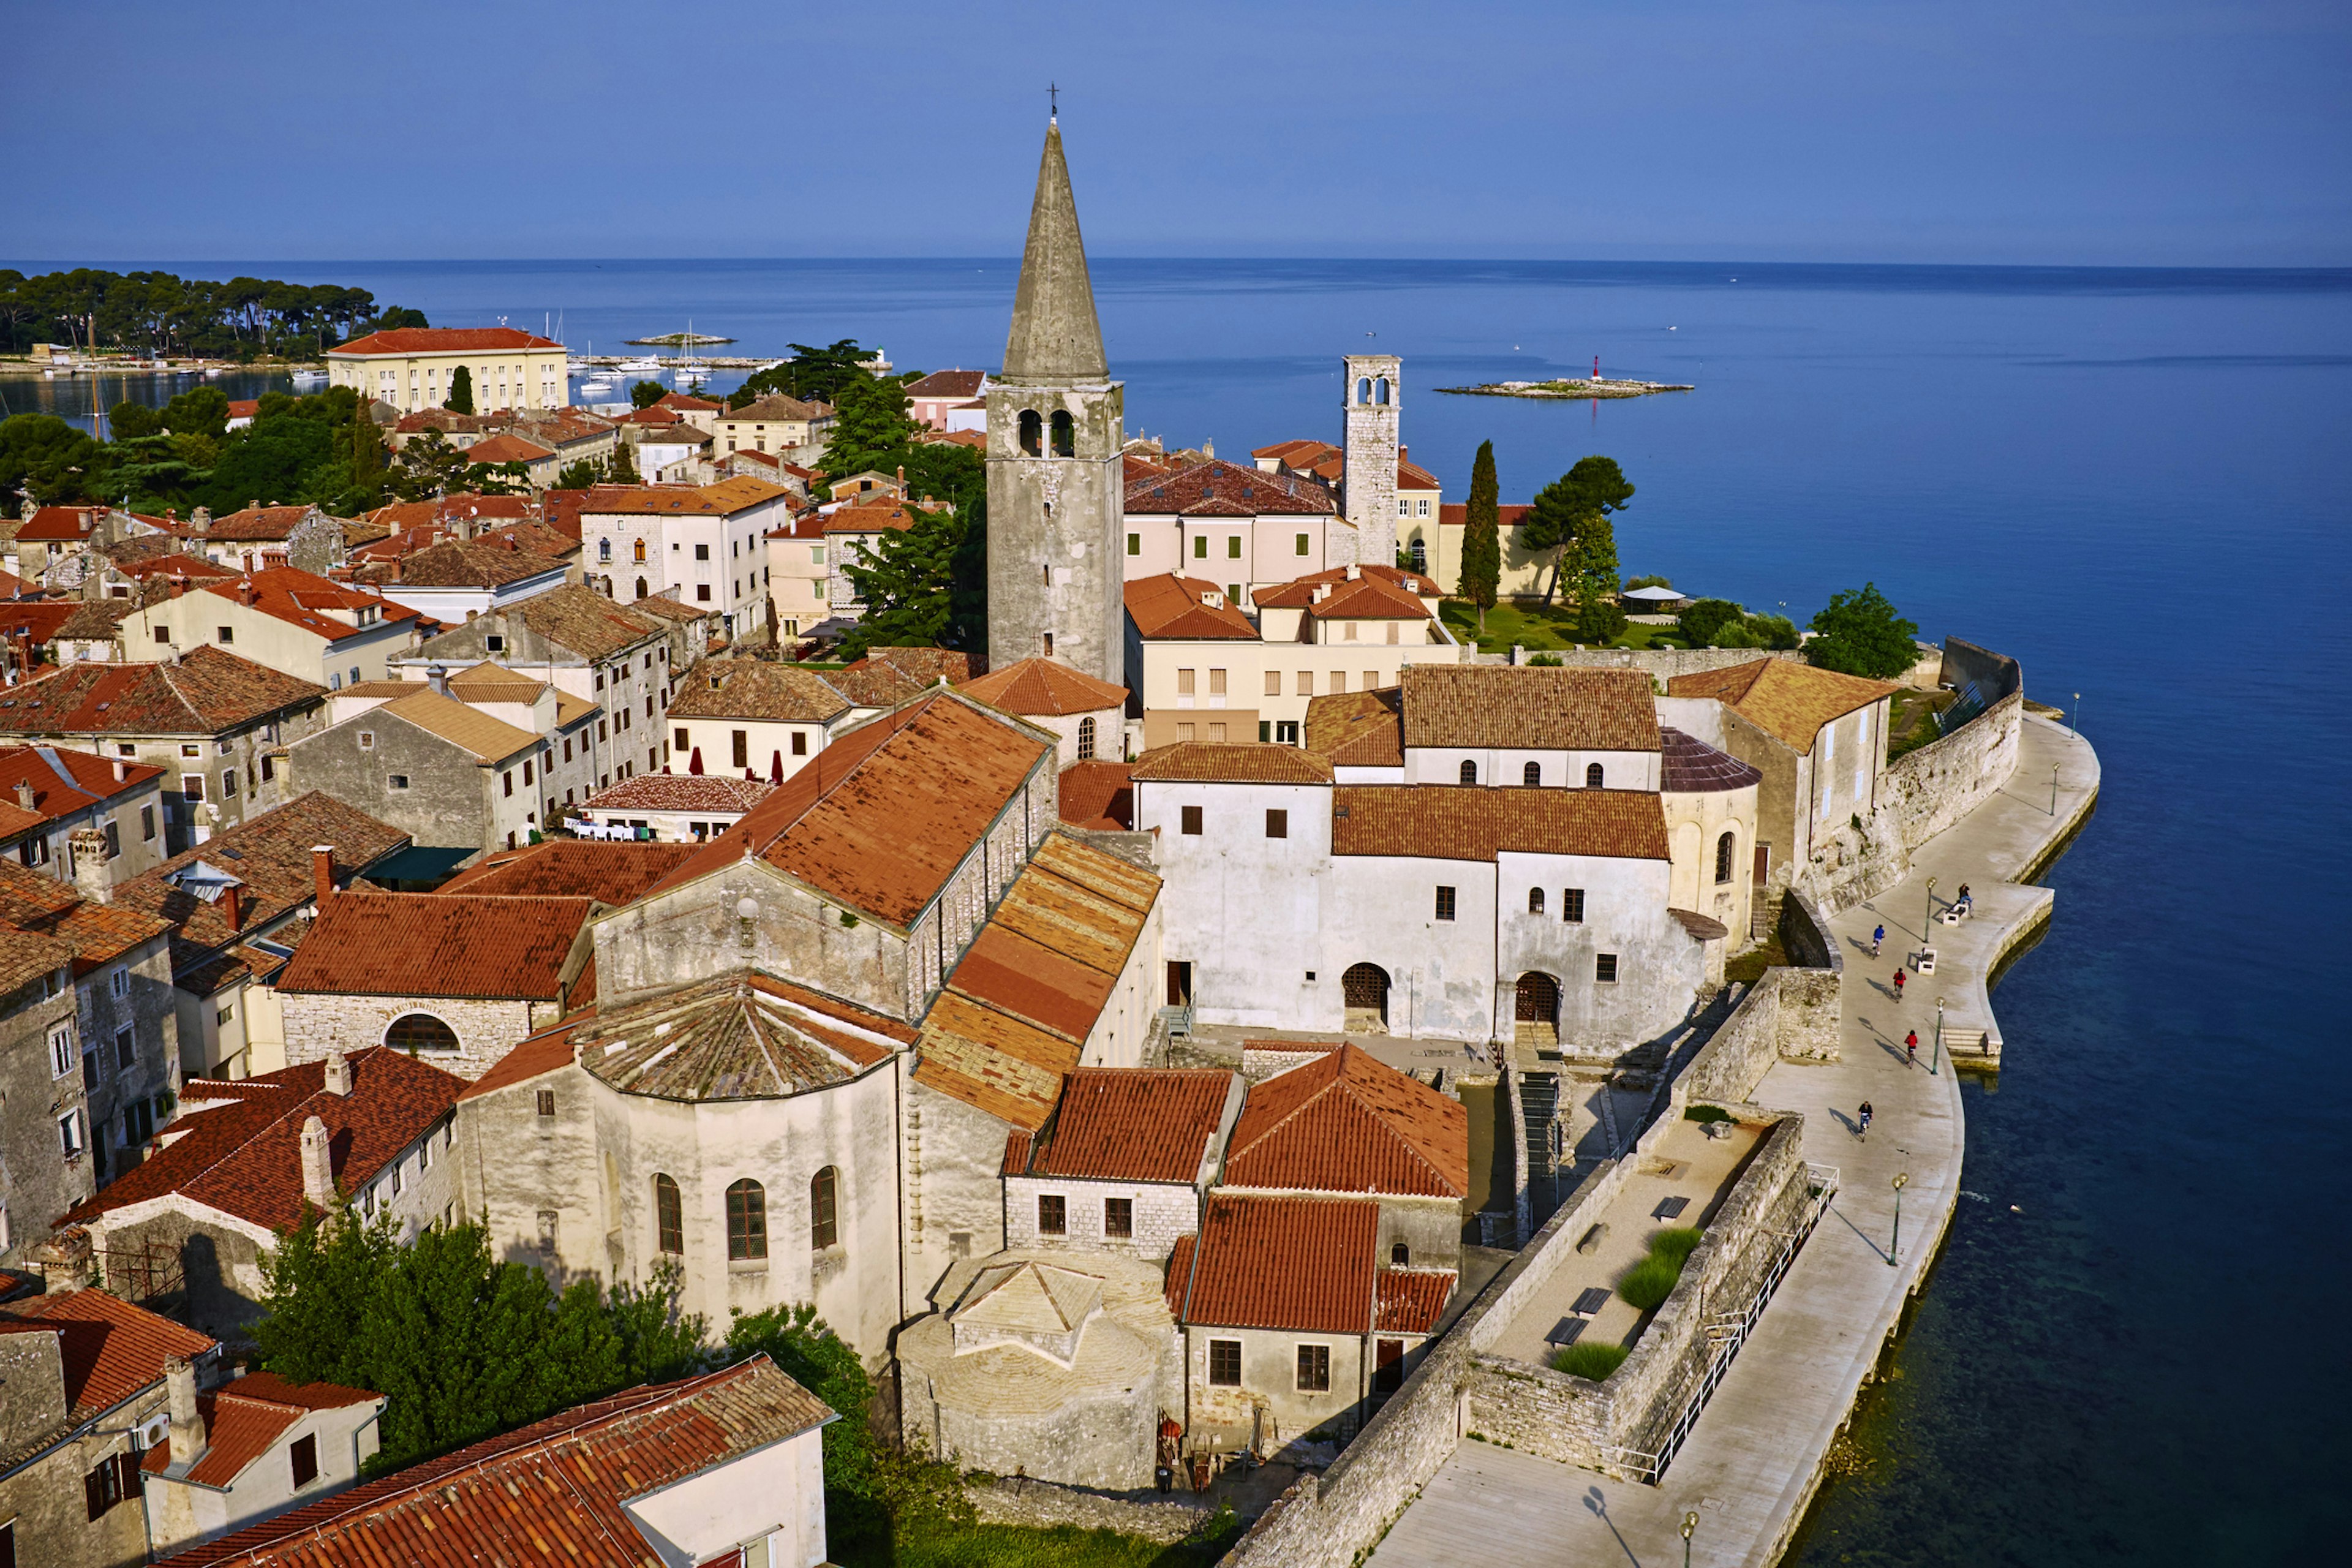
1570,1287,1612,1317
1651,1195,1691,1222
1545,1317,1586,1346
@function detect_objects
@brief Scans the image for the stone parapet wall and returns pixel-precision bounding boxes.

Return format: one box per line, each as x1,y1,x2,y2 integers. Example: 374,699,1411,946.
1880,688,2022,858
1478,646,1803,681
1676,978,1779,1109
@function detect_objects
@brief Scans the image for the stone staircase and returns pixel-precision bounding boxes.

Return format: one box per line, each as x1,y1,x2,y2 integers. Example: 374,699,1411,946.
1520,1070,1561,1179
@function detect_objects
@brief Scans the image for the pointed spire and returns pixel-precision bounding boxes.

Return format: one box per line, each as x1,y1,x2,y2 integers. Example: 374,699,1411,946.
1001,119,1107,386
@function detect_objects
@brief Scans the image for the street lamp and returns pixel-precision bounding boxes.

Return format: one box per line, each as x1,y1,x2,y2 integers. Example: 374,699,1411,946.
2073,692,2082,734
1681,1510,1700,1568
1924,876,1937,944
1932,996,1945,1076
1889,1171,1909,1267
2051,763,2060,816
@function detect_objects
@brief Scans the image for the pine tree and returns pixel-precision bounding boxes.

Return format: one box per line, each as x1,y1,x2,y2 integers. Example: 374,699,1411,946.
1460,440,1501,634
445,366,473,415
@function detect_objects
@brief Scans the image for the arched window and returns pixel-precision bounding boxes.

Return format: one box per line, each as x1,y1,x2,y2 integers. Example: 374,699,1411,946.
1528,887,1545,915
631,538,646,563
1050,410,1074,457
1391,1242,1410,1266
1586,763,1604,788
1459,760,1477,785
1374,377,1390,405
654,1174,682,1255
810,1167,839,1250
383,1013,458,1056
1077,716,1096,760
1523,761,1541,787
1019,409,1042,456
1407,539,1427,572
725,1178,766,1260
1357,378,1371,404
597,538,612,562
1715,830,1736,885
634,576,647,600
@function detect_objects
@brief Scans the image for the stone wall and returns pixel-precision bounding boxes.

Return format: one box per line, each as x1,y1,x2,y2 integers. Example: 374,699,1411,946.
1676,978,1779,1108
280,991,537,1082
1777,886,1841,970
1880,689,2022,858
1500,646,1803,682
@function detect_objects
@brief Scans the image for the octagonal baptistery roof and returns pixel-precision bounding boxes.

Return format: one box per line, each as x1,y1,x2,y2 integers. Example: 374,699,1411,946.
570,972,907,1102
1659,726,1765,793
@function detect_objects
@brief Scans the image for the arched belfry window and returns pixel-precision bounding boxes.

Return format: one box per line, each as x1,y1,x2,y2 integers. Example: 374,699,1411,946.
1523,761,1541,787
1019,409,1042,456
1716,831,1737,885
1357,378,1372,404
1586,763,1605,788
1374,377,1390,405
1459,760,1477,785
1050,410,1075,457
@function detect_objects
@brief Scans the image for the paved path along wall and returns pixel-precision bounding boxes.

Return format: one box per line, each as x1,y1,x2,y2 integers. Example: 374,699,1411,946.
1348,715,2099,1568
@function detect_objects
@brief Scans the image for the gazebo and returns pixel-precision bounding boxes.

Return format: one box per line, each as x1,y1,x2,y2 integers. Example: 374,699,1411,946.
1620,584,1695,613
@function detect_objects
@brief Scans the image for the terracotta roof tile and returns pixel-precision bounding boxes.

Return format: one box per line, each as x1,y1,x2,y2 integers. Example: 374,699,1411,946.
160,1358,832,1568
1057,760,1133,829
1014,1068,1233,1183
0,744,164,826
1223,1042,1469,1199
567,973,899,1101
493,583,668,662
194,567,420,640
1123,574,1258,640
0,859,173,969
204,505,328,543
1251,563,1441,607
903,370,989,399
1331,784,1670,863
957,657,1127,717
580,774,772,813
1304,689,1403,767
0,922,73,994
147,1373,383,1488
274,894,594,1001
1398,664,1658,753
331,326,561,355
434,840,698,901
667,660,851,725
1124,457,1333,517
1659,726,1765,791
1168,1194,1379,1334
1129,743,1332,784
0,1290,216,1419
722,393,834,422
453,432,554,464
111,792,410,962
580,478,788,517
380,538,566,588
1437,502,1534,531
1302,576,1432,621
820,500,919,536
1665,658,1897,753
1375,1268,1456,1333
0,646,323,737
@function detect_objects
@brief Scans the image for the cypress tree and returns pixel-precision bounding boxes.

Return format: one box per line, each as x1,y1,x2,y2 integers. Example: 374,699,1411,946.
1460,439,1502,635
445,366,474,415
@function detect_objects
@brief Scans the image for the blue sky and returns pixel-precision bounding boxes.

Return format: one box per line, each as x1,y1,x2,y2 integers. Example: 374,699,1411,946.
7,1,2347,265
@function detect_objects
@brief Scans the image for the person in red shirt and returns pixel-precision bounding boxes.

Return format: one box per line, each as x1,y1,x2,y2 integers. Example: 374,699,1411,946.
1905,1029,1920,1066
1894,968,1906,1001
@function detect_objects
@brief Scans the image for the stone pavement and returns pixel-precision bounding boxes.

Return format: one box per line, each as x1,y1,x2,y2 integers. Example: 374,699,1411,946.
1366,717,2099,1568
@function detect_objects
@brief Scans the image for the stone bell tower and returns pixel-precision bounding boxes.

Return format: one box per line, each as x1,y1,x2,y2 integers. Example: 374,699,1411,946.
984,118,1126,687
1341,353,1401,568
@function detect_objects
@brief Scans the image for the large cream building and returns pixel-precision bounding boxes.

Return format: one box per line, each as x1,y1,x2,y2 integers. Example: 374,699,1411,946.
328,326,570,413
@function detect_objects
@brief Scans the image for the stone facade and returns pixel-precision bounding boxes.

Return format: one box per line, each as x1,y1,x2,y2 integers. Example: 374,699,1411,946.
1003,1174,1198,1262
0,959,91,1271
0,1326,196,1568
74,932,180,1196
279,992,542,1082
1340,355,1400,569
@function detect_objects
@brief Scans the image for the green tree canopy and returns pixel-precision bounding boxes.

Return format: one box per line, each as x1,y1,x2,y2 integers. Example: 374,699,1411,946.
731,340,876,409
0,414,104,505
445,366,475,415
837,497,987,657
1459,440,1501,629
1805,583,1920,678
630,380,666,410
108,401,165,440
1676,598,1746,647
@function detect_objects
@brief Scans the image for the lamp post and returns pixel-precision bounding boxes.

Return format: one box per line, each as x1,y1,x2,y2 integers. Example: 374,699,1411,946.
1932,996,1945,1076
1924,876,1936,944
1681,1510,1699,1568
1889,1172,1909,1267
2073,692,2081,734
2051,763,2059,816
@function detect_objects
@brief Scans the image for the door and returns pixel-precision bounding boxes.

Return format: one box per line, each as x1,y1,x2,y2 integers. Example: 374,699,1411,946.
1342,964,1390,1033
1754,843,1771,886
1513,972,1559,1050
1374,1337,1406,1393
1165,961,1192,1007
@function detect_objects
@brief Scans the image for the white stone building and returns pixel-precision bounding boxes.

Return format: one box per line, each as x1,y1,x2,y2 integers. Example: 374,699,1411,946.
579,479,794,642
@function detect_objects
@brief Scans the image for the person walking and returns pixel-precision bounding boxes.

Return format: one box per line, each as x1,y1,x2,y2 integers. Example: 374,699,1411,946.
1893,968,1905,1002
1956,883,1973,914
1872,923,1885,957
1905,1030,1919,1066
1858,1101,1874,1140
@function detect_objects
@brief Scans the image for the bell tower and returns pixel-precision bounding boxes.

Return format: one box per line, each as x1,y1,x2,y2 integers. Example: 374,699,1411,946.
1341,354,1401,568
985,118,1126,686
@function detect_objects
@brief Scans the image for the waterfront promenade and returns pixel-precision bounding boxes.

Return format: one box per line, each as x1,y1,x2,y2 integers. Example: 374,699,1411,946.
1366,715,2100,1567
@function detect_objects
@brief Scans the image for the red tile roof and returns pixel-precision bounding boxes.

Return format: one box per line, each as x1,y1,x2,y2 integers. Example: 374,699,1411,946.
331,327,562,356
1304,689,1404,768
1125,457,1333,517
16,505,107,542
1375,1268,1456,1333
820,500,919,536
1665,658,1898,753
195,566,421,641
115,550,237,582
579,774,773,813
160,1358,833,1568
723,393,833,422
1398,664,1659,752
1223,1042,1469,1199
0,1289,216,1419
61,1047,464,1234
1128,743,1332,785
655,390,722,412
0,646,325,737
0,744,163,831
1123,574,1258,640
432,839,698,902
1167,1194,1379,1334
904,369,989,399
1057,760,1133,829
1331,784,1672,863
1302,575,1433,621
143,1372,382,1488
1397,456,1442,491
1014,1068,1233,1183
456,431,555,464
1659,726,1765,792
1251,562,1441,607
1437,502,1533,531
569,972,897,1102
580,478,787,516
667,660,850,725
273,894,594,1002
205,504,329,543
957,657,1127,717
0,859,173,970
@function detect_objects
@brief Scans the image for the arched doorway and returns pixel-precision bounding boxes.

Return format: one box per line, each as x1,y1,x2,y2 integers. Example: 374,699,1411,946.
1514,971,1559,1050
1343,963,1390,1033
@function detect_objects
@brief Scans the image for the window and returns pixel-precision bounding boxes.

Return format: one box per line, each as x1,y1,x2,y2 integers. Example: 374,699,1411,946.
1297,1343,1331,1392
1262,670,1281,698
792,731,809,756
1295,532,1310,556
810,1166,840,1249
521,760,533,786
103,820,119,858
1586,763,1604,788
110,967,129,999
1019,409,1042,456
59,1110,83,1157
726,1179,767,1260
731,730,749,769
1208,1339,1242,1387
290,1433,319,1488
217,625,234,644
1227,535,1242,560
1392,1242,1411,1265
1459,760,1477,785
1036,1193,1068,1235
1529,887,1546,914
1077,717,1096,760
655,1174,684,1254
1192,535,1208,559
388,774,410,790
1126,533,1140,556
1105,1197,1133,1238
1266,809,1288,839
221,768,237,797
1180,805,1203,836
384,1014,459,1054
115,1025,134,1069
1176,723,1194,742
141,804,155,841
1716,831,1736,884
696,584,712,602
1050,409,1075,456
1329,672,1347,695
535,1088,556,1118
82,1047,99,1091
1434,885,1457,921
695,543,710,561
598,538,612,562
1563,888,1586,923
154,626,171,644
1596,953,1618,983
1176,668,1196,696
1208,722,1227,742
633,538,647,562
49,1024,74,1079
1297,671,1313,697
182,744,200,758
502,770,513,797
183,774,205,802
1523,761,1541,787
1209,668,1227,696
1398,497,1410,516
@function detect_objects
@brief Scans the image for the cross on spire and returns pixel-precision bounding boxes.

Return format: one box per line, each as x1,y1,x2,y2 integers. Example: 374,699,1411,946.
1049,82,1058,119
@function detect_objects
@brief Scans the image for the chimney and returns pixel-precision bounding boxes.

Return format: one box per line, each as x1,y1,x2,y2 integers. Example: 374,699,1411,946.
166,1355,208,1467
222,881,243,930
111,758,125,782
322,1049,352,1096
70,827,110,905
298,1114,336,1210
427,663,449,696
311,845,335,906
12,782,30,811
1346,564,1360,581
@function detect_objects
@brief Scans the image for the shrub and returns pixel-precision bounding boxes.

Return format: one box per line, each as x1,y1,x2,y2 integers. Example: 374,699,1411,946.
1746,612,1801,649
1616,1254,1683,1311
1651,1227,1705,1267
1676,598,1744,647
1711,619,1763,649
1551,1341,1630,1381
1683,1104,1732,1125
1526,652,1564,667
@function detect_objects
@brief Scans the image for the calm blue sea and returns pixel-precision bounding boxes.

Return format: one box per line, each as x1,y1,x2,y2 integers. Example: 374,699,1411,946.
12,257,2352,1561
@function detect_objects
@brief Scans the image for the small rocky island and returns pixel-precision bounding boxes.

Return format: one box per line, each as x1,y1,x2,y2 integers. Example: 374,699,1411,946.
1438,376,1694,399
624,331,737,347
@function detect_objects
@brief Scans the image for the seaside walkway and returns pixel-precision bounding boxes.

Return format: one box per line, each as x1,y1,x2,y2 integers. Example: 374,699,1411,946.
1365,716,2099,1568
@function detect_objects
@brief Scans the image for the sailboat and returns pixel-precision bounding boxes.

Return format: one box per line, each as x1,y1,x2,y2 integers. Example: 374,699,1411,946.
675,321,710,389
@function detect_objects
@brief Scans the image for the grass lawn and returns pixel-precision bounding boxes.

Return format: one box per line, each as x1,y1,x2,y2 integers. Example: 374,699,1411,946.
1723,929,1787,988
1439,599,1685,655
1885,688,1958,763
861,1521,1238,1568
